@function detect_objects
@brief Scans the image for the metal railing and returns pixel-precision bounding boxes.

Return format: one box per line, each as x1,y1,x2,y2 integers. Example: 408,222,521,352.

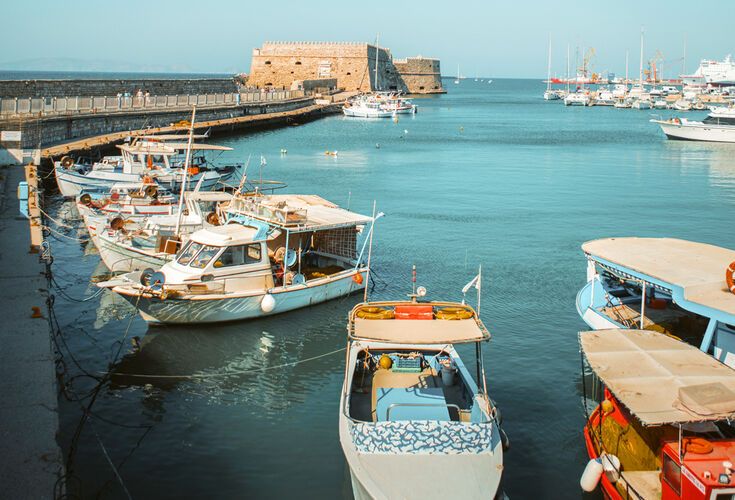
0,90,307,119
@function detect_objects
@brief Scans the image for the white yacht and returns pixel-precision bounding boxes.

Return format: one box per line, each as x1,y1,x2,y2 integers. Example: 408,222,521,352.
651,106,735,142
564,91,591,106
343,95,395,118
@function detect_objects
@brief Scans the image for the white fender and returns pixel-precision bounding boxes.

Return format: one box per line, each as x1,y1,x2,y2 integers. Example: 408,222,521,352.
580,458,603,492
260,293,276,313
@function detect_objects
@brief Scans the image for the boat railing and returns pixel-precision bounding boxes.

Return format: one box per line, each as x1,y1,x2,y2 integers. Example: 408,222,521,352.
386,403,461,421
0,89,309,119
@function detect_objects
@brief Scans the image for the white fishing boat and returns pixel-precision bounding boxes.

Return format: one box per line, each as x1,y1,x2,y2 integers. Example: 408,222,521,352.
613,98,631,109
576,237,735,365
343,96,395,118
564,91,591,106
591,88,615,106
652,99,668,109
54,139,237,197
76,182,178,218
98,193,378,324
339,273,506,500
672,99,693,111
631,98,651,110
651,107,735,142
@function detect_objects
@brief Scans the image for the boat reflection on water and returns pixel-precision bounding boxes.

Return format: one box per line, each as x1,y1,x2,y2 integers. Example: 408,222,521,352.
108,295,363,409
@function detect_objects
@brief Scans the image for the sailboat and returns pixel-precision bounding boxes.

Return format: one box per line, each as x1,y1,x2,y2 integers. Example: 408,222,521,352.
454,64,460,85
544,36,560,100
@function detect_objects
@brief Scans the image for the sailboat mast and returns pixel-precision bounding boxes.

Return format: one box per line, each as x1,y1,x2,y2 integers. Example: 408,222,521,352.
566,44,570,93
639,28,644,85
547,36,552,91
625,50,629,84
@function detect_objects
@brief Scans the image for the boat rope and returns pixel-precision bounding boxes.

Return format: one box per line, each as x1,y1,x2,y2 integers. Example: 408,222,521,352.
43,224,90,243
39,206,83,228
107,346,347,379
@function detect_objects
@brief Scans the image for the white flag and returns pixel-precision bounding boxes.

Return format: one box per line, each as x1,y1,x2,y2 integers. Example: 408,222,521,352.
462,273,481,294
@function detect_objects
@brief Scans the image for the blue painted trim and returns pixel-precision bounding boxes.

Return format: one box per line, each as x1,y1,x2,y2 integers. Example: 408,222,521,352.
591,255,735,325
700,319,718,353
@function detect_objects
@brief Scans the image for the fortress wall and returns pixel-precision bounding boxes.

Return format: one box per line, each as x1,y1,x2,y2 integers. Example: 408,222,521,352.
248,42,444,94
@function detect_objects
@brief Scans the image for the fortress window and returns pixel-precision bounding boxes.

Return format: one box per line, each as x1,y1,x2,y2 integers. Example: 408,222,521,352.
265,83,273,86
264,61,271,65
290,71,294,74
295,61,302,65
419,86,425,90
346,72,351,75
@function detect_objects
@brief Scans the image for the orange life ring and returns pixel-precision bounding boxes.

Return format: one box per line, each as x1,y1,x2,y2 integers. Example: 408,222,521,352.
683,437,713,455
727,261,735,295
352,273,364,285
147,155,153,169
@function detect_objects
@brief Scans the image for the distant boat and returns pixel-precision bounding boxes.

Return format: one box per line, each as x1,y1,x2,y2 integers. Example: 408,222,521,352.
651,107,735,142
543,36,560,100
454,64,460,85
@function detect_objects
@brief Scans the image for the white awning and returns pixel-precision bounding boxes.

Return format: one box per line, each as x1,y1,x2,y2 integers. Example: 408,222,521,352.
580,328,735,425
353,318,488,344
582,237,735,317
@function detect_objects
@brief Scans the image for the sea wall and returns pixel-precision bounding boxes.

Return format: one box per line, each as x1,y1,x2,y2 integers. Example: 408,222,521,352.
1,97,313,149
248,41,444,94
0,78,238,99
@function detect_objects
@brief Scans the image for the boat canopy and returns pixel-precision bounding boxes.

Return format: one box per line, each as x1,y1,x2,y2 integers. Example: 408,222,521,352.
138,134,210,141
580,328,735,425
185,191,233,202
352,317,488,345
117,143,232,155
583,237,735,319
159,143,232,152
228,194,372,232
190,224,265,246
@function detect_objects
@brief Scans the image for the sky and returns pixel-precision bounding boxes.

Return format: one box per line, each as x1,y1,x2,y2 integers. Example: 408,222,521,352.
1,0,733,79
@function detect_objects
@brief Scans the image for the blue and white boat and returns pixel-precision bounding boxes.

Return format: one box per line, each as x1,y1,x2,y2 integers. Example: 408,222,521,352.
54,139,238,197
339,281,506,500
576,237,735,367
98,193,377,324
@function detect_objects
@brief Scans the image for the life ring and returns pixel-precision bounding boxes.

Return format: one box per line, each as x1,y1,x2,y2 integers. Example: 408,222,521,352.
727,261,735,295
435,307,474,320
683,437,713,455
110,192,120,202
79,193,92,206
60,156,75,168
144,185,157,198
206,212,220,226
353,273,364,285
356,306,394,320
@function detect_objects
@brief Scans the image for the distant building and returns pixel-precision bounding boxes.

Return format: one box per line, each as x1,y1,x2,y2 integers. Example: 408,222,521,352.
248,41,444,94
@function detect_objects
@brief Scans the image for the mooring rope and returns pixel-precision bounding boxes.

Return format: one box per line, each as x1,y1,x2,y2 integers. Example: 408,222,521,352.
107,346,346,379
44,224,90,243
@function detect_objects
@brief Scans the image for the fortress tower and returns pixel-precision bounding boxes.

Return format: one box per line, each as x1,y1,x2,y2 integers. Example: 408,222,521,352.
247,41,444,94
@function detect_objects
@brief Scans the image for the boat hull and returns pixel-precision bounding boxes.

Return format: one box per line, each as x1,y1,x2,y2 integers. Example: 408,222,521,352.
97,234,171,273
654,120,735,143
114,269,366,324
343,108,394,118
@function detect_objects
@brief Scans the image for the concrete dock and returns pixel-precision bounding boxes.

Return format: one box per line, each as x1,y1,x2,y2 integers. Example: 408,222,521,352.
0,164,63,498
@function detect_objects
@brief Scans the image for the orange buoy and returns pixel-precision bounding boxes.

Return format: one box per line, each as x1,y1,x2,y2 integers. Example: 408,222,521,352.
353,273,364,285
683,437,713,454
727,261,735,295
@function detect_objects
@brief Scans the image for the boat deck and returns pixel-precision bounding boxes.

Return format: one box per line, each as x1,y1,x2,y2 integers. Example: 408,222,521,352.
600,302,689,329
619,470,661,500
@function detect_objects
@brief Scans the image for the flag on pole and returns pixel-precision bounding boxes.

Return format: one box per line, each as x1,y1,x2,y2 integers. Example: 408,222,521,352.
462,273,481,294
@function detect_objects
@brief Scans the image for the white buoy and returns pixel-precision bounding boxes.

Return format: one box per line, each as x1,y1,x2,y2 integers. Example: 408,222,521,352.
602,454,621,483
580,458,603,492
260,294,276,313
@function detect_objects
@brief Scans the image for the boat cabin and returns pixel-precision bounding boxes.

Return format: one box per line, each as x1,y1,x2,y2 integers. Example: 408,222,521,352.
578,237,735,367
344,301,493,425
114,141,234,176
581,328,735,500
703,107,735,126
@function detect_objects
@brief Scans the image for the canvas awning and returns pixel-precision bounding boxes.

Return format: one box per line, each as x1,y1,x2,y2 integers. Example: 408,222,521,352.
580,328,735,425
582,237,735,318
352,318,488,345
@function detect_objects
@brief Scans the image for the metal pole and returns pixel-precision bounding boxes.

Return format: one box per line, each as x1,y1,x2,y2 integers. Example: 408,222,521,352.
477,264,482,317
363,200,377,302
640,281,647,329
175,106,196,236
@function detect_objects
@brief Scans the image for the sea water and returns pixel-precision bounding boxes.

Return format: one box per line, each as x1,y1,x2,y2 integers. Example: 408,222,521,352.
47,78,735,498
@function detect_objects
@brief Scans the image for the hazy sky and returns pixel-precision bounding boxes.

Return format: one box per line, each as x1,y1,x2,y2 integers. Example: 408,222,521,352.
2,0,733,78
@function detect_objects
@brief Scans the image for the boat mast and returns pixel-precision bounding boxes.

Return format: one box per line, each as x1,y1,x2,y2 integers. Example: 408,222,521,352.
566,44,570,93
175,106,196,235
547,35,552,92
639,27,644,86
625,50,629,85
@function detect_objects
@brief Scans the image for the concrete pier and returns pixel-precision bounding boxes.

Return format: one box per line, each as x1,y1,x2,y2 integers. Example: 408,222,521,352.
0,164,63,498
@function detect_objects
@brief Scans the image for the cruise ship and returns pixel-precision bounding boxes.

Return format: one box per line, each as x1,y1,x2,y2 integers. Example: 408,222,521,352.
681,54,735,86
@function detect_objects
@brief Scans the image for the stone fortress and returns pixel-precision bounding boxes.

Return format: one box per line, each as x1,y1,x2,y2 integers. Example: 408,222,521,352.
247,41,444,94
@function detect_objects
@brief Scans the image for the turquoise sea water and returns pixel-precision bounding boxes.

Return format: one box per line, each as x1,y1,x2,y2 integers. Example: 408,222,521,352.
47,78,735,499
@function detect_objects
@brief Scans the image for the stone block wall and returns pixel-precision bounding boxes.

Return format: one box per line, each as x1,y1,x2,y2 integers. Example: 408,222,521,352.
0,78,238,99
248,42,444,94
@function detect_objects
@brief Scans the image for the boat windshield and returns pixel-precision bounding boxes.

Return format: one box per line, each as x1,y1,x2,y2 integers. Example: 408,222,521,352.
176,241,220,268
